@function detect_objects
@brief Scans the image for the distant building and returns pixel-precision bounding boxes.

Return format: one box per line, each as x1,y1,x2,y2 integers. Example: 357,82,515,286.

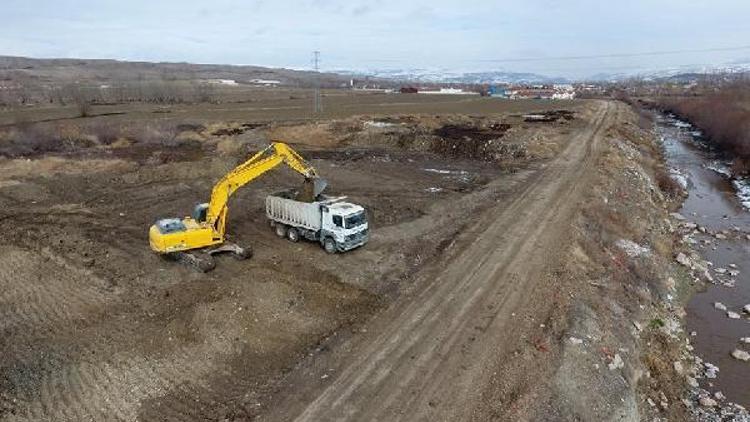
511,89,555,99
552,84,576,100
249,79,281,86
206,79,239,86
574,84,605,97
400,87,419,93
552,91,575,100
419,88,478,95
488,86,509,98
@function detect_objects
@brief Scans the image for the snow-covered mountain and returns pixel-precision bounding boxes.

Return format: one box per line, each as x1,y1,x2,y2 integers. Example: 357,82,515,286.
587,62,750,83
334,68,568,84
335,61,750,84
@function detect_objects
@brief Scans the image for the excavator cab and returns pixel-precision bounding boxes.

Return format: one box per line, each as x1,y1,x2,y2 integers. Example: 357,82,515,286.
154,218,187,234
192,203,209,223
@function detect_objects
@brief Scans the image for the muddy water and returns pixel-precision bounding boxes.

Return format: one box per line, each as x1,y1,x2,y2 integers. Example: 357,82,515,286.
657,114,750,407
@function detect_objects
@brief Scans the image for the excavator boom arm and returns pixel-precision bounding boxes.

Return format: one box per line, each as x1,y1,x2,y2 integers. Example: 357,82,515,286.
205,142,317,233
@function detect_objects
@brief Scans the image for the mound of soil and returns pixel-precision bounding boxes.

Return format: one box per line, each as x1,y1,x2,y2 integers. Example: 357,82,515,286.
431,123,512,160
433,123,511,142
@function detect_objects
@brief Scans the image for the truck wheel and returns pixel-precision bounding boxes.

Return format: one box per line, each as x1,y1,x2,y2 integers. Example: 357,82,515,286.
323,238,337,254
287,227,300,242
275,224,287,238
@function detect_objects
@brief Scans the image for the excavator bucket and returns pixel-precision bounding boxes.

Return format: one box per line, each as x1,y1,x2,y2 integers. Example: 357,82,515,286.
313,177,327,197
300,177,327,202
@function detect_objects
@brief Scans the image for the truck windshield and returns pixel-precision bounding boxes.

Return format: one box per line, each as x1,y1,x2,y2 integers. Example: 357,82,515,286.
345,211,366,228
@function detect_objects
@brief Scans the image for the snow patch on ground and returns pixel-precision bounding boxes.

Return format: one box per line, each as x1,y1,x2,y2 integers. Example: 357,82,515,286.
615,239,651,258
364,121,398,129
423,168,469,175
669,167,689,190
701,161,750,210
705,161,733,178
732,178,750,210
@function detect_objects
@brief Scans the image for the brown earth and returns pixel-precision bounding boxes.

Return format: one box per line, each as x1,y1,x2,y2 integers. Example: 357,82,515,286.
255,100,687,422
259,101,614,421
0,98,687,422
0,92,579,127
0,98,593,421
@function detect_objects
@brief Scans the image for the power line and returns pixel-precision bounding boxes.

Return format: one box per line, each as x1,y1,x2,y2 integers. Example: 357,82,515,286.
312,50,322,114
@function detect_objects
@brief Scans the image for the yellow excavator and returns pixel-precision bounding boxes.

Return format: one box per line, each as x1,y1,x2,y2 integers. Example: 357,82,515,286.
148,142,324,271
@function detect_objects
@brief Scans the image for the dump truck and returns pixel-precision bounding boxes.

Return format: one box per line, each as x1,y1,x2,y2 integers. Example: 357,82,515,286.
266,191,369,253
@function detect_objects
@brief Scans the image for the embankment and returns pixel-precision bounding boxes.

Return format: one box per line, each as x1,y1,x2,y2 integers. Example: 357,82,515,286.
528,101,746,421
648,84,750,173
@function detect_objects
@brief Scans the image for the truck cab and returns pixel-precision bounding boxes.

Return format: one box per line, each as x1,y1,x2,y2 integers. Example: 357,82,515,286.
321,202,369,252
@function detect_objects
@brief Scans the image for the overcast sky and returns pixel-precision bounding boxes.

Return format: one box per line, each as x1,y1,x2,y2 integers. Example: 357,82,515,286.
2,0,750,79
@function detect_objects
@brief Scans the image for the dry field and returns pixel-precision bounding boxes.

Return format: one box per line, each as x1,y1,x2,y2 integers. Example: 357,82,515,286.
0,92,596,420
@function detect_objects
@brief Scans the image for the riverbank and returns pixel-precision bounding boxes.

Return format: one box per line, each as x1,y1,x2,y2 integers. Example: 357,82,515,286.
646,86,750,174
529,101,749,421
505,101,731,420
654,112,750,420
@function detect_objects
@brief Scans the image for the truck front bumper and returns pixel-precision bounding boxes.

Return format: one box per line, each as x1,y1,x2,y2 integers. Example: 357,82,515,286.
339,232,369,252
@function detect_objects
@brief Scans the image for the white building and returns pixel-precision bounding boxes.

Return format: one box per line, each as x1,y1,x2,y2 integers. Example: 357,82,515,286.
207,79,239,86
249,79,281,86
552,84,576,100
419,88,478,95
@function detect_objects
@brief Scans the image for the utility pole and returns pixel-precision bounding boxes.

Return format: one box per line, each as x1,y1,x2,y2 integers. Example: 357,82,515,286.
312,51,322,114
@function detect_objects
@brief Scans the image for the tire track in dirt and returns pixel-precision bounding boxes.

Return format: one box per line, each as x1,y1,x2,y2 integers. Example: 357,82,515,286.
262,101,614,421
0,247,111,352
1,247,351,421
0,243,226,421
5,340,238,421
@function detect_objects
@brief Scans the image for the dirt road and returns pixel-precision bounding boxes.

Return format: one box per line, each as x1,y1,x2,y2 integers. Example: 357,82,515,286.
263,102,613,421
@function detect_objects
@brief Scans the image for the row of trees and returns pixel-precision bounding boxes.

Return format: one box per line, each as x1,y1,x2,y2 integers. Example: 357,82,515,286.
0,80,217,112
657,81,750,172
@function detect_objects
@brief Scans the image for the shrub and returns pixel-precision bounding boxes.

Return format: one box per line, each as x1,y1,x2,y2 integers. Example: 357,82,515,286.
87,121,120,145
659,82,750,172
124,122,179,145
654,166,682,198
1,123,61,156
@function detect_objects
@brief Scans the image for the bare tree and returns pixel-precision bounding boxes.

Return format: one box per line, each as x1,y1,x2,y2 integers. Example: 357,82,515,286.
192,81,214,103
63,84,92,117
77,96,92,117
0,91,9,108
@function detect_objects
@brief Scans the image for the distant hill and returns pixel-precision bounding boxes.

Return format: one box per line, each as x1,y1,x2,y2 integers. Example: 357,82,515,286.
0,56,358,88
336,68,567,85
587,63,750,83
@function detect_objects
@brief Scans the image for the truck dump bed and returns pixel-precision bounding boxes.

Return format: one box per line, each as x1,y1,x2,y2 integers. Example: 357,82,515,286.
266,195,322,231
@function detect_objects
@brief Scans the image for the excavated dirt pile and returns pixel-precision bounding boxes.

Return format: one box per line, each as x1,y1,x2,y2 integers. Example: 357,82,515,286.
430,123,512,160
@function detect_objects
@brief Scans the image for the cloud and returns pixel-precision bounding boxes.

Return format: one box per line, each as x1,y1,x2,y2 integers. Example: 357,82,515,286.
351,4,370,16
1,0,749,78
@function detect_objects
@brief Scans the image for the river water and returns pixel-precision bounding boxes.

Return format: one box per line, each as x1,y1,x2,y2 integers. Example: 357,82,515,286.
656,114,750,407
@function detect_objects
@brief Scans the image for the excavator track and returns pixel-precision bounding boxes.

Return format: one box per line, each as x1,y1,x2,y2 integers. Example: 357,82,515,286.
171,251,216,272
